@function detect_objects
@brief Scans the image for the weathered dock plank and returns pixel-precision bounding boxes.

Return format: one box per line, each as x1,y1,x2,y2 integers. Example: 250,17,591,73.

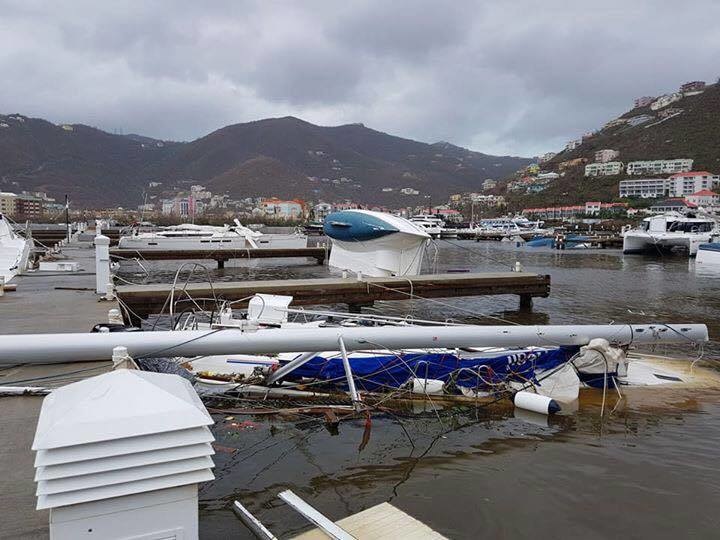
115,271,551,323
110,246,328,267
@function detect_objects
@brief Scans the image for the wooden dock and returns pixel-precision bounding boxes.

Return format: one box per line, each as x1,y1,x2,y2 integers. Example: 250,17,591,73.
110,246,328,268
115,271,551,323
292,502,447,539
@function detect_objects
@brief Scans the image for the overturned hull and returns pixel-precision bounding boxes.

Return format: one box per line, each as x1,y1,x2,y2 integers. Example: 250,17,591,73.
324,210,431,277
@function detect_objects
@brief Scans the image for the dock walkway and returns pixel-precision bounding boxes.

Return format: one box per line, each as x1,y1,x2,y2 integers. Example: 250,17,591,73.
116,271,551,323
110,246,328,268
0,241,115,538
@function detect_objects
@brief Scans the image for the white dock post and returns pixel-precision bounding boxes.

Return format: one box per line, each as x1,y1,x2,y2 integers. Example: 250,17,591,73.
95,234,111,295
0,276,4,297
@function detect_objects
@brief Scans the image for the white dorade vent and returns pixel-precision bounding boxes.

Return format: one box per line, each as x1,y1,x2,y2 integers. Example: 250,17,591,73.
32,370,216,540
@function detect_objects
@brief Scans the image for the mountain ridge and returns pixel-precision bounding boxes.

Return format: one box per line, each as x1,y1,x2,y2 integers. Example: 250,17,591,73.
0,113,532,208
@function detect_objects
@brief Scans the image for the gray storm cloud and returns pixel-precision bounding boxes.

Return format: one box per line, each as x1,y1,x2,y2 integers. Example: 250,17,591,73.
0,0,718,155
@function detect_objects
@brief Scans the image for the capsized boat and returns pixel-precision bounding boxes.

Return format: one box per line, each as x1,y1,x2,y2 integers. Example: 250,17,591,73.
118,220,307,250
0,213,32,283
623,212,718,256
324,210,430,277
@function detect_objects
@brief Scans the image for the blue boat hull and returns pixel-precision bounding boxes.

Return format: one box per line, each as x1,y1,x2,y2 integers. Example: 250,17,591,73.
281,347,580,393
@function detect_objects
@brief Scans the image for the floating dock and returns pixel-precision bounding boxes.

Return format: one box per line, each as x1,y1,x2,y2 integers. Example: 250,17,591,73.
110,246,328,268
292,502,447,539
116,271,551,323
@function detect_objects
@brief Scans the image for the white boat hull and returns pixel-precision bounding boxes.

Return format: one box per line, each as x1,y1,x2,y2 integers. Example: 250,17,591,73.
0,216,32,283
696,243,720,265
330,233,429,277
623,231,712,256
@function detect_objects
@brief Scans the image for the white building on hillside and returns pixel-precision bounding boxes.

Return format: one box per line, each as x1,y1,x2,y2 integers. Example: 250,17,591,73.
626,159,693,176
650,93,683,111
585,161,623,177
668,171,720,196
482,179,497,191
686,189,719,207
619,178,670,198
565,139,582,151
400,187,419,195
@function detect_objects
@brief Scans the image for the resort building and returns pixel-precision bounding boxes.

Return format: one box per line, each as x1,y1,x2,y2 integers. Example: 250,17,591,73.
619,178,670,198
626,159,693,176
668,171,720,196
585,161,623,177
685,189,719,207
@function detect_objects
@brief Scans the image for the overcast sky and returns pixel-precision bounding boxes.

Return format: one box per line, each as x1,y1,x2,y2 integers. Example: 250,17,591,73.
1,1,718,156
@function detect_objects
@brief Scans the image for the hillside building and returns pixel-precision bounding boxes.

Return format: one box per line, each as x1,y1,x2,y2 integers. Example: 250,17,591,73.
537,172,560,180
482,179,497,191
604,118,627,129
668,171,720,195
634,96,654,108
626,159,693,176
400,187,419,195
649,198,697,214
650,93,683,110
538,152,556,163
260,198,306,219
626,115,654,126
619,178,670,198
14,193,43,219
680,81,705,94
565,139,582,151
585,161,623,177
657,107,683,119
559,157,588,170
0,192,17,216
594,149,620,163
685,189,719,207
523,201,628,220
584,202,628,216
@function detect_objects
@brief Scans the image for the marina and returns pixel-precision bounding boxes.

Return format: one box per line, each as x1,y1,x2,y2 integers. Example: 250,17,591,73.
2,225,720,538
2,9,720,537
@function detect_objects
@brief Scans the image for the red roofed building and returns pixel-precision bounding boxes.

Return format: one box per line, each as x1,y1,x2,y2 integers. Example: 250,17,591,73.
686,189,719,207
668,171,720,196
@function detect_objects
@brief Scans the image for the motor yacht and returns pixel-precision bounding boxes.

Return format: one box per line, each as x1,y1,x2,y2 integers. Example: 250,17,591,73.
118,220,307,250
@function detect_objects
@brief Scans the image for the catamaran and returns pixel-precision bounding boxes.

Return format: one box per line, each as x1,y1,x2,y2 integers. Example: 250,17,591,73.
622,212,718,256
118,220,307,250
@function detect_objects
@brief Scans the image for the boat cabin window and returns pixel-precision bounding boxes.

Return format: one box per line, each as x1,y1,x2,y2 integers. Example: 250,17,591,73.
667,221,714,233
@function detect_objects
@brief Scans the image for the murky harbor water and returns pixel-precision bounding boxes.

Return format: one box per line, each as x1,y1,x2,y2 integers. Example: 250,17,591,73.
120,241,720,539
